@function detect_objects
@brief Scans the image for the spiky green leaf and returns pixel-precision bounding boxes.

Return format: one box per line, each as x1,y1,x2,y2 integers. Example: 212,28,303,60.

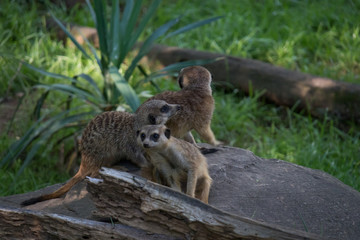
75,74,104,100
94,0,109,72
17,111,96,176
124,17,180,80
109,0,121,65
22,61,75,82
50,12,91,59
109,66,140,111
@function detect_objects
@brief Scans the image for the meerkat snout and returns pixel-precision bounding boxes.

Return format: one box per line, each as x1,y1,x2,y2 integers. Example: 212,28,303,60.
136,125,171,150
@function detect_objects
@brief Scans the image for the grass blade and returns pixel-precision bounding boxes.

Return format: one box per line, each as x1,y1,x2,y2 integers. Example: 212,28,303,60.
1,113,50,168
22,61,75,82
85,0,96,25
122,0,142,49
118,0,161,66
75,27,102,72
75,74,104,100
33,90,50,120
33,84,101,108
109,66,140,112
6,92,26,135
164,16,223,40
124,17,180,80
50,12,91,59
16,111,96,177
109,0,121,65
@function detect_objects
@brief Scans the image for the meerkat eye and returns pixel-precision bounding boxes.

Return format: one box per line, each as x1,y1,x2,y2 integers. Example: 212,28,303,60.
148,114,156,124
160,105,169,113
140,133,146,141
151,133,160,142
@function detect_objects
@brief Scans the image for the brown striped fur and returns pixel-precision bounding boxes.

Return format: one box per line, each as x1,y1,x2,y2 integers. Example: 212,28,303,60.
146,66,221,146
21,100,180,206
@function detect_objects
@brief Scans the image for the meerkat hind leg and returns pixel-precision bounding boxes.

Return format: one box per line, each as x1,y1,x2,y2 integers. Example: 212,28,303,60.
196,125,223,146
195,176,212,204
186,170,198,198
184,131,218,155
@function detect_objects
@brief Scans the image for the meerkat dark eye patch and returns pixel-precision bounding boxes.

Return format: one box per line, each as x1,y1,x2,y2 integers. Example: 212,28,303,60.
136,130,140,137
140,133,146,141
178,76,184,88
165,128,171,139
160,105,169,113
148,114,156,124
151,133,160,142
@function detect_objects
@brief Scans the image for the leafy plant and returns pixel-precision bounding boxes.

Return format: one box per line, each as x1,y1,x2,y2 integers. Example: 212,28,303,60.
1,0,221,176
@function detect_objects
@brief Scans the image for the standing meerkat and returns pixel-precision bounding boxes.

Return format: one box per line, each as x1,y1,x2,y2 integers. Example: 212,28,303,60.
21,100,181,206
146,65,221,147
137,125,212,204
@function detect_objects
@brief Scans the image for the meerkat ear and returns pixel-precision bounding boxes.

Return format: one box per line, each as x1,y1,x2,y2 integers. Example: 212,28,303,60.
165,128,171,139
136,130,140,136
148,114,156,124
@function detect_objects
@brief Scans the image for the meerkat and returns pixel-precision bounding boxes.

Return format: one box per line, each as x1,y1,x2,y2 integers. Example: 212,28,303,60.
137,125,212,204
146,66,221,147
21,100,181,206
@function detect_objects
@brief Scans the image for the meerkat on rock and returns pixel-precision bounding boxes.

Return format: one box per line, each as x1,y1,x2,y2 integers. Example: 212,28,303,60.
147,66,222,147
21,100,181,206
137,125,212,204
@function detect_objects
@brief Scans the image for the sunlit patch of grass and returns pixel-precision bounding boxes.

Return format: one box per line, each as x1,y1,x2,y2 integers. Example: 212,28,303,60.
150,0,360,84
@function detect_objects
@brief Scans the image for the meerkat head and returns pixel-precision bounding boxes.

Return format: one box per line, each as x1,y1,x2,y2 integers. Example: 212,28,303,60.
177,66,212,90
136,125,171,150
135,100,181,128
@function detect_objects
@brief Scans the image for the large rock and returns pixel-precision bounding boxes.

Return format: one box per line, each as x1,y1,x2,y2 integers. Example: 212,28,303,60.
1,145,359,239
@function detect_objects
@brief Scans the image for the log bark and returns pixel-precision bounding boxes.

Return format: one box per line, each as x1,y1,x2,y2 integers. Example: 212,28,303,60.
0,207,175,240
87,168,323,240
1,145,359,239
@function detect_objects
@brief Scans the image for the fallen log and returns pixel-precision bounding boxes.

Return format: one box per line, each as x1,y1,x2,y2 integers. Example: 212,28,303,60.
46,21,360,122
0,207,175,240
1,145,359,239
87,168,322,240
146,44,360,122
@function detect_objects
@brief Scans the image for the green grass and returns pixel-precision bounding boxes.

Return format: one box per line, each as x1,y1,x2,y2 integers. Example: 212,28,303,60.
150,0,360,84
0,0,359,196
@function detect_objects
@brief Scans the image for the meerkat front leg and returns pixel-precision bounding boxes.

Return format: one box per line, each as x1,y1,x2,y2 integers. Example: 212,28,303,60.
196,176,212,204
168,173,182,192
186,169,198,198
183,131,197,145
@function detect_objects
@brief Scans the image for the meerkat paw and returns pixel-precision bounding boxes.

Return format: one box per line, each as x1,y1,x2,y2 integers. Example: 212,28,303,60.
214,140,224,146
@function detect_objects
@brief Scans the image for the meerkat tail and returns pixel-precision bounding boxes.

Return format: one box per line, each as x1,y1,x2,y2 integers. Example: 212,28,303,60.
200,147,218,155
21,165,88,206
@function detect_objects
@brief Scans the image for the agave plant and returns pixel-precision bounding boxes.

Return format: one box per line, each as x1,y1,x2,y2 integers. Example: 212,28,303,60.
1,0,221,176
